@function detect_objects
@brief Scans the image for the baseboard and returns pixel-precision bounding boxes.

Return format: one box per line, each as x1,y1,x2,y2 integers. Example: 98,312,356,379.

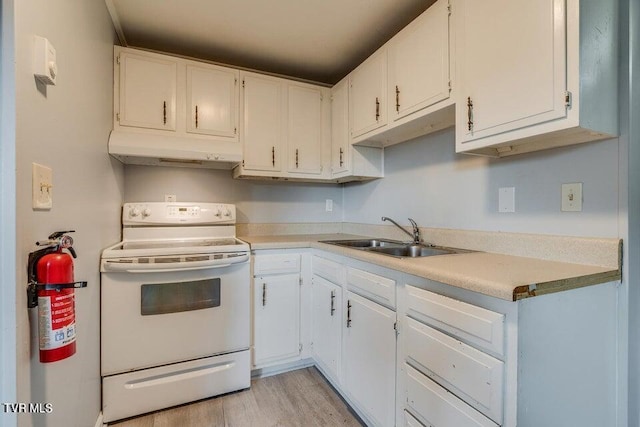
251,358,314,379
95,411,105,427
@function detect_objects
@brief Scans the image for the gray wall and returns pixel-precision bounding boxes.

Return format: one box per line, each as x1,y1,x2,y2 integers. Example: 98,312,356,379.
343,129,620,238
14,1,123,426
124,166,344,224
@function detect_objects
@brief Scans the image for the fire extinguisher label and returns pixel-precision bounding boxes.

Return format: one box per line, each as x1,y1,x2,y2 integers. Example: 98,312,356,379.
38,291,76,350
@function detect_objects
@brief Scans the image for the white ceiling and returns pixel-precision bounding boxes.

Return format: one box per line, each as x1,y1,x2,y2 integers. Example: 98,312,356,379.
106,0,435,85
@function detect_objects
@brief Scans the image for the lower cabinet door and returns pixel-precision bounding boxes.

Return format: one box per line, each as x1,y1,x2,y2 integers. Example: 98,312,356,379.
311,275,342,381
343,291,396,426
253,274,300,366
405,364,498,427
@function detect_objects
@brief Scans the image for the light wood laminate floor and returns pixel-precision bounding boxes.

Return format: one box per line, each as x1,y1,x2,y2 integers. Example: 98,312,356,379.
109,367,364,427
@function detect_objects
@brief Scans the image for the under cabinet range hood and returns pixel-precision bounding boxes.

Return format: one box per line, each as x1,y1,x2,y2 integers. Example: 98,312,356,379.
108,130,243,169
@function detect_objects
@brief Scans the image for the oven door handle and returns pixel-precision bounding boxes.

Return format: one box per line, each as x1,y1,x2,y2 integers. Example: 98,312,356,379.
101,257,247,273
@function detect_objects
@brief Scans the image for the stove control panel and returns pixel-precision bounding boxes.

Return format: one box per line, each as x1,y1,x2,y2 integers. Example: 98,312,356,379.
123,203,236,225
167,206,200,218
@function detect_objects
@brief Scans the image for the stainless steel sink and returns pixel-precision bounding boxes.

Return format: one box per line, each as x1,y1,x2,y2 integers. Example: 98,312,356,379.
321,239,405,249
320,239,467,258
368,245,457,257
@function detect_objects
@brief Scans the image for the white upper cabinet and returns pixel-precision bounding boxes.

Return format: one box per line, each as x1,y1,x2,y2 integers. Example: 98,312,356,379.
186,64,239,139
455,0,618,157
388,0,450,121
240,72,285,172
118,51,177,131
349,0,455,148
287,84,323,175
349,49,388,139
330,79,350,175
234,74,331,181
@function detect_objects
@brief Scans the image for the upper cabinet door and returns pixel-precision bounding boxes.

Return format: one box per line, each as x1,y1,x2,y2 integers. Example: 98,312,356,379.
118,52,177,131
388,0,450,121
349,49,387,139
287,84,323,175
330,79,350,175
241,73,284,172
457,0,566,143
186,64,239,139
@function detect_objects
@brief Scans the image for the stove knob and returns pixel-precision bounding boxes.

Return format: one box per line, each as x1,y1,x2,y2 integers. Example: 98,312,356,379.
214,209,222,218
223,209,232,218
142,208,151,218
130,207,140,217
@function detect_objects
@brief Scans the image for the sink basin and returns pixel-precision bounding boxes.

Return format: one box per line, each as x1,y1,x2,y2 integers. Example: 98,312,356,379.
321,239,404,249
321,239,467,258
368,245,456,258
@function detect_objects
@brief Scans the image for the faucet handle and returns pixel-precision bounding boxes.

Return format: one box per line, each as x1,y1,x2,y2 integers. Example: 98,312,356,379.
407,218,421,243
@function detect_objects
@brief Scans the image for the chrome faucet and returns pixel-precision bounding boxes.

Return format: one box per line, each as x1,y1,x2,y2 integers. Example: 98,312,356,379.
381,217,421,244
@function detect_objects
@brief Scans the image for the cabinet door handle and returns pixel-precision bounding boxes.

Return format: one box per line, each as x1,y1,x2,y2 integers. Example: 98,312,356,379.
330,290,336,316
375,97,380,121
467,96,473,131
339,148,344,168
395,85,400,113
262,283,267,306
195,105,198,129
346,300,352,327
163,101,167,125
295,149,299,168
272,146,275,167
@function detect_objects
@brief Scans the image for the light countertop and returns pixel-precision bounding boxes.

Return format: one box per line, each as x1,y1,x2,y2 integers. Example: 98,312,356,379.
239,233,621,301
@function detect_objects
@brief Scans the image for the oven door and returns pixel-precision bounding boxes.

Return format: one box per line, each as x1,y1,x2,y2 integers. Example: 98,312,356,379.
101,260,250,376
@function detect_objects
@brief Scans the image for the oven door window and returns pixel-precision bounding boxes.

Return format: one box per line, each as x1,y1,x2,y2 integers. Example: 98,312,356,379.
141,278,221,315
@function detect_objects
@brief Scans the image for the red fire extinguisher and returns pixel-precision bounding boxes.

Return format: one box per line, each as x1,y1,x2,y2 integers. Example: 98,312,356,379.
27,231,87,363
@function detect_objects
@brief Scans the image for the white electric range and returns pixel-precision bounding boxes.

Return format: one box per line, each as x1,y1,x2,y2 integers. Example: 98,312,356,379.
100,202,251,423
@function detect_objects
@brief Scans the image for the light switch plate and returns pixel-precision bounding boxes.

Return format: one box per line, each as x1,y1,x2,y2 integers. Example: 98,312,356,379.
561,183,583,212
499,187,515,213
325,199,333,212
32,163,52,210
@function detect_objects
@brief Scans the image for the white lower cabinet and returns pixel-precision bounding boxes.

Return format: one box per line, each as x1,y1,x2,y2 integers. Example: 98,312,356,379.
253,274,300,366
400,284,505,426
252,251,303,368
311,274,342,381
255,251,619,427
405,318,503,423
405,364,497,427
343,291,397,427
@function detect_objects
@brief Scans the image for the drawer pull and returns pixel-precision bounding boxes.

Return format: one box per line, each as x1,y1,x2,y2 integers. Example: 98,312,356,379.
330,290,336,316
346,300,352,327
467,96,473,131
262,283,267,306
163,101,167,125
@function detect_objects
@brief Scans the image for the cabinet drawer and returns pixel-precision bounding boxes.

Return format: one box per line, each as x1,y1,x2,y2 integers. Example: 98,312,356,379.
403,410,425,427
405,318,503,424
253,254,300,275
313,256,344,284
346,267,395,308
406,286,504,356
405,364,498,427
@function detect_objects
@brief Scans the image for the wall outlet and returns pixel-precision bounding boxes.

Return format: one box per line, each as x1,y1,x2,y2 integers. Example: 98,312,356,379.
498,187,515,213
165,194,176,202
561,183,583,212
325,199,333,212
32,163,53,210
